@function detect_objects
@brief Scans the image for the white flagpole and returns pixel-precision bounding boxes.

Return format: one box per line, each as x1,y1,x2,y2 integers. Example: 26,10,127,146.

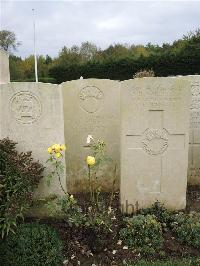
32,8,38,83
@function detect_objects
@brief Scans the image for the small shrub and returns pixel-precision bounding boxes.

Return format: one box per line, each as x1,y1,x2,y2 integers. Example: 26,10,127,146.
0,138,44,237
133,69,155,78
120,215,164,255
47,194,85,227
0,223,63,266
171,212,200,248
139,202,174,225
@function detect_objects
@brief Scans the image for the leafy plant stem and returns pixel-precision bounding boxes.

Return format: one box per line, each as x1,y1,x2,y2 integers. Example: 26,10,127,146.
55,160,67,195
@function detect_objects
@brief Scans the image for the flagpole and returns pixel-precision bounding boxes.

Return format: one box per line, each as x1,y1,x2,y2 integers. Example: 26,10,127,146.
32,8,38,83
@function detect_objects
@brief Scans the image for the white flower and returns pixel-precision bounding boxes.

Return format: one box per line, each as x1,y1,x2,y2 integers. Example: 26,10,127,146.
123,246,128,250
112,250,117,254
63,259,68,265
117,240,122,245
80,76,83,79
108,206,112,214
86,135,94,144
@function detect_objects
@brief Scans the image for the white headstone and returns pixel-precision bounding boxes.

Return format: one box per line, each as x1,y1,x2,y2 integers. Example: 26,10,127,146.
0,49,10,84
62,79,120,192
0,82,66,198
120,77,190,212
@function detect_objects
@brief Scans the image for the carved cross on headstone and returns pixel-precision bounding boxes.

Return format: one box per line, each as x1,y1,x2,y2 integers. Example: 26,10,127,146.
126,110,185,193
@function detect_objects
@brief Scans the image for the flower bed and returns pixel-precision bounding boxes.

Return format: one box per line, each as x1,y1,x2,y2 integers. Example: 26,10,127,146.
0,138,199,265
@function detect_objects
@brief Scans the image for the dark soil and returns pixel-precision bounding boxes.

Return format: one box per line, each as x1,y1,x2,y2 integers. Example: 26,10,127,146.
25,186,200,266
186,185,200,212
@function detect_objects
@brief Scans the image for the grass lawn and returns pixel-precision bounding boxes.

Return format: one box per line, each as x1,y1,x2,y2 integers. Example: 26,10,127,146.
128,257,200,266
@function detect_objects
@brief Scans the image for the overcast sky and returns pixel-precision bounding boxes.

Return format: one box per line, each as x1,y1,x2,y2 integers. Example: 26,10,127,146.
1,0,200,58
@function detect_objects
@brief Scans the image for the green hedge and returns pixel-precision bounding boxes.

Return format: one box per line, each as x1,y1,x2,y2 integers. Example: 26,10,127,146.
49,52,200,83
0,223,63,266
11,77,57,83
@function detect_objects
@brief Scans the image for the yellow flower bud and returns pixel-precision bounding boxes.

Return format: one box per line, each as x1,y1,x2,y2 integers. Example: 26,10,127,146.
60,144,66,151
87,156,95,166
47,147,53,154
55,152,61,158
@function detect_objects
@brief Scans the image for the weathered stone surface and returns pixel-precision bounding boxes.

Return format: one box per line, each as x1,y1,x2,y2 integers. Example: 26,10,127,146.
62,79,120,192
0,49,10,84
0,76,197,211
187,75,200,185
120,77,190,212
0,82,66,198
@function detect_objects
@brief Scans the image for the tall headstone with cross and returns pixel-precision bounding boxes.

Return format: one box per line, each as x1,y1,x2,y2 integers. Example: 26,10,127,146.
187,75,200,185
0,49,10,84
62,79,120,193
120,77,190,212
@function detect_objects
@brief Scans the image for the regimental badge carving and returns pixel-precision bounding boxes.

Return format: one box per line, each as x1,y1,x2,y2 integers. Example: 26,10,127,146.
79,86,104,113
142,128,168,155
10,92,42,124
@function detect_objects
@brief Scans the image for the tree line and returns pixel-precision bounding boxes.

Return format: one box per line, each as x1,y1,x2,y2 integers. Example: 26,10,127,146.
1,29,200,83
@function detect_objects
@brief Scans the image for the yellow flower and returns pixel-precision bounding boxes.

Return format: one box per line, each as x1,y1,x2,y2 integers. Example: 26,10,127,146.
52,144,61,153
47,147,53,154
87,156,95,166
55,152,61,158
60,144,66,151
51,144,56,150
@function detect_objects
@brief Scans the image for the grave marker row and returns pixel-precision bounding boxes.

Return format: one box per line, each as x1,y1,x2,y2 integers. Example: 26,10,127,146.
0,74,198,213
